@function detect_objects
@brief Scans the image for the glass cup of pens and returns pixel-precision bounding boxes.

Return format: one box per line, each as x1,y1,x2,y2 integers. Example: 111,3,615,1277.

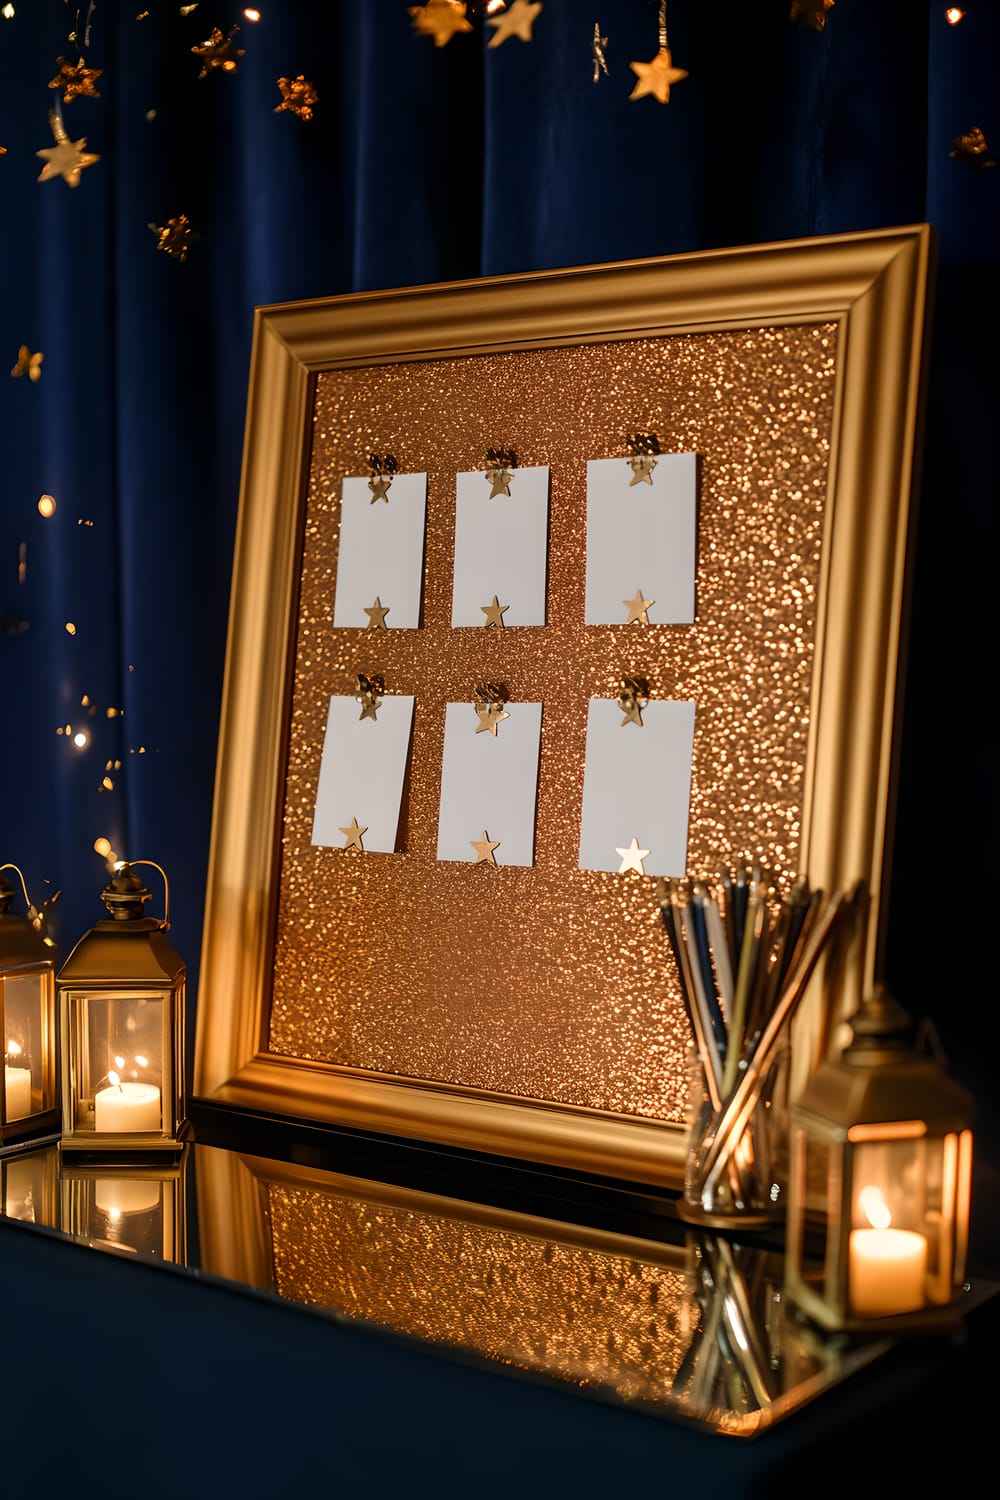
657,863,852,1232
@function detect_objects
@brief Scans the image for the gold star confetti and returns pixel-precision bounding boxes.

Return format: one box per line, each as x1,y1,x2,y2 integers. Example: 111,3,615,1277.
36,110,99,187
616,836,650,875
148,214,200,261
409,0,473,46
623,588,654,625
471,831,501,865
339,817,367,851
48,56,103,103
629,47,687,103
592,22,608,81
275,75,318,120
355,672,384,722
364,596,390,630
487,0,541,47
950,125,997,169
179,4,199,13
790,0,834,28
11,345,43,380
192,25,244,77
480,595,509,628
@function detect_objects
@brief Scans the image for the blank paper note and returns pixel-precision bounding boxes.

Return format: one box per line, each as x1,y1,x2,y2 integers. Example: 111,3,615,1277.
578,698,696,876
584,453,697,626
451,466,549,627
435,701,543,866
332,472,427,630
312,695,415,853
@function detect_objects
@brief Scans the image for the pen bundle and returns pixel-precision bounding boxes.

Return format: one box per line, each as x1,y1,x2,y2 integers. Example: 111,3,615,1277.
657,860,855,1224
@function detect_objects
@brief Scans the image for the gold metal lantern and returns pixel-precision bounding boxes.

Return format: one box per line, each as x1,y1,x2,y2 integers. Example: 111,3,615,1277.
0,864,59,1155
57,862,187,1156
785,985,974,1331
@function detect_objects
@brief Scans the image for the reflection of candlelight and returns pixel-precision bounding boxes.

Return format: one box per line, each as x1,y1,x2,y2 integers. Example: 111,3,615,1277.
849,1186,927,1317
4,1039,32,1121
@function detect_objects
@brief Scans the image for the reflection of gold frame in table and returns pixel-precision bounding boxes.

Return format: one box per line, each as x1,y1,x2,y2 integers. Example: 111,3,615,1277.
193,226,934,1189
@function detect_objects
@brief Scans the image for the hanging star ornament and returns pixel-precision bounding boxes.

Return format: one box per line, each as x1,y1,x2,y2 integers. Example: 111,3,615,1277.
49,56,103,103
36,110,99,187
364,596,390,630
409,0,473,47
629,47,687,104
789,0,834,29
486,0,541,48
10,345,43,381
480,595,509,628
623,588,654,625
592,22,609,81
275,75,318,121
616,836,650,875
339,817,367,851
148,214,200,262
471,831,501,865
192,25,244,77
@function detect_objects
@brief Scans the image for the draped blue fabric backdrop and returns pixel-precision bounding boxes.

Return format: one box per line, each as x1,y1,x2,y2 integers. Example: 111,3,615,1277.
2,2,998,1184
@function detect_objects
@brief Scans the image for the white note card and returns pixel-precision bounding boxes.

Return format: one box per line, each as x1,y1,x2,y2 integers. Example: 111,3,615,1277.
312,695,415,854
578,698,696,876
584,453,697,625
332,472,427,630
451,466,549,627
436,702,543,866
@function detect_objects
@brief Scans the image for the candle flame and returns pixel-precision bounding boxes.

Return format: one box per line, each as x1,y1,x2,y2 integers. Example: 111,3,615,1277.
108,1070,123,1091
7,1039,22,1057
859,1184,892,1230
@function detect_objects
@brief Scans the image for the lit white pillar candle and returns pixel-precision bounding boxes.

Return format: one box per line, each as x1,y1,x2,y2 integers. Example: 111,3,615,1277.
94,1072,161,1134
849,1185,927,1317
4,1065,32,1121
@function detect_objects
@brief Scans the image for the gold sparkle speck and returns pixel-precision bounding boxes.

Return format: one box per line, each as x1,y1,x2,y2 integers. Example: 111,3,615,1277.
38,494,56,517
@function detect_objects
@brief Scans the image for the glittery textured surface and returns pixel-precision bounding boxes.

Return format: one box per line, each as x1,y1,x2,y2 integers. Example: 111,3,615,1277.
267,1182,692,1403
270,325,837,1122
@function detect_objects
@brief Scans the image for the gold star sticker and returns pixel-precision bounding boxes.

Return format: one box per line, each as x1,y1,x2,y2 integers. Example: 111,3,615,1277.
485,466,513,498
475,702,509,735
36,115,100,188
10,346,43,381
616,837,650,875
368,473,392,503
471,831,501,865
409,0,473,47
357,692,382,723
148,215,199,262
629,47,688,104
481,595,509,628
363,596,390,630
617,685,647,728
192,25,244,77
627,455,657,486
339,817,367,851
487,0,542,48
623,589,654,625
275,75,318,121
49,56,103,103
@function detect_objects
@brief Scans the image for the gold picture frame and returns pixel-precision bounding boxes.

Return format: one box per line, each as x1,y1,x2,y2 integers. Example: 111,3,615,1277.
193,226,934,1189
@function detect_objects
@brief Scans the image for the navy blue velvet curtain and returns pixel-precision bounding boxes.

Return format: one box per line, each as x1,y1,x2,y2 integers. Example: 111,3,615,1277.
2,2,997,1165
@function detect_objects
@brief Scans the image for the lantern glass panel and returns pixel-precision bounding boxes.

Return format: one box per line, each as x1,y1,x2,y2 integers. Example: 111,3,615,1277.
67,990,169,1137
2,969,54,1123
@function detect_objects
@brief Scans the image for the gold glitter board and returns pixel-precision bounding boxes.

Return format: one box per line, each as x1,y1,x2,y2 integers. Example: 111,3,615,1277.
194,228,935,1188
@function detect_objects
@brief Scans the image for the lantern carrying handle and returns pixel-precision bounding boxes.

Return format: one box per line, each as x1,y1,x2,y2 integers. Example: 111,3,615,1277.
127,859,171,930
0,862,34,913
